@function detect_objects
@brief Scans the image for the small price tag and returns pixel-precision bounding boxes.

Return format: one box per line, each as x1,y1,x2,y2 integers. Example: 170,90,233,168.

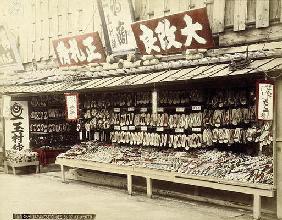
192,127,202,132
191,106,201,111
176,107,185,113
114,125,121,130
156,127,164,132
141,126,147,131
129,126,136,131
140,108,147,112
121,126,128,131
157,107,164,112
175,128,184,133
114,108,121,112
128,107,135,112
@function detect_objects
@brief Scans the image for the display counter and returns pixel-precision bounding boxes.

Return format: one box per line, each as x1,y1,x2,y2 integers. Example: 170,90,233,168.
56,157,274,219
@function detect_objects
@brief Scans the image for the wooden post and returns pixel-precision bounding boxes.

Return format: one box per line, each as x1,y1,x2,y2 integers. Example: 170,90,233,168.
35,164,39,174
61,164,66,182
276,79,282,219
127,174,132,195
253,194,261,220
146,177,152,198
4,161,8,174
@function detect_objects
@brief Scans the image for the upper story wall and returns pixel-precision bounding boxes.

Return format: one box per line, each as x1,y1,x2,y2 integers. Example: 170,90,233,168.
2,0,282,65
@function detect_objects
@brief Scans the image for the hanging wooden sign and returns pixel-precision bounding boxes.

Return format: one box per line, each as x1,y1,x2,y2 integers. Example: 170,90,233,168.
256,81,274,121
0,25,24,71
131,7,214,55
65,93,79,121
53,32,106,67
97,0,136,54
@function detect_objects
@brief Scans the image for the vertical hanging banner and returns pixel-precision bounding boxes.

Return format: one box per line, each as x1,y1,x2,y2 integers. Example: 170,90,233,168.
53,32,106,67
65,93,79,121
257,81,274,120
131,7,214,55
97,0,137,54
5,101,30,151
0,25,24,71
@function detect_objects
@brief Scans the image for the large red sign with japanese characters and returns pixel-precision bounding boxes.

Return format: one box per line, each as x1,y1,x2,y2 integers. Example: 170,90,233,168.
53,32,106,67
131,8,214,55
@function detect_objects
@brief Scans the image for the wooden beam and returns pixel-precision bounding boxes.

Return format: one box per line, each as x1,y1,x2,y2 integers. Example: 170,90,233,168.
219,24,282,47
256,0,269,28
212,0,225,33
233,0,247,31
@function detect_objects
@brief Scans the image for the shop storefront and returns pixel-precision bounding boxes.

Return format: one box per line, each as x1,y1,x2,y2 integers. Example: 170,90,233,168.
0,4,282,219
1,44,281,219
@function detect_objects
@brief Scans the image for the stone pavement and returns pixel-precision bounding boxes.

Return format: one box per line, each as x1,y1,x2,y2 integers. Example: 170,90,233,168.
0,172,276,220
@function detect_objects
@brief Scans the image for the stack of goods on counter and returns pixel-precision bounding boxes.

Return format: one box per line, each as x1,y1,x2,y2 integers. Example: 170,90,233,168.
6,150,38,163
57,142,273,185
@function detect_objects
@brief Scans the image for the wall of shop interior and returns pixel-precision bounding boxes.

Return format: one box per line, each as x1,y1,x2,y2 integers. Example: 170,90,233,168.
0,0,281,65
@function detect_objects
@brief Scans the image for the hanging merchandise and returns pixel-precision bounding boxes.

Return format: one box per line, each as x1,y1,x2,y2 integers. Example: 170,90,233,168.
29,95,78,149
69,85,273,187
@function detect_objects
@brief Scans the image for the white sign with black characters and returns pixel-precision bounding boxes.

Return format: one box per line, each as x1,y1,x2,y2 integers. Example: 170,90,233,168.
65,94,78,120
257,82,274,120
98,0,136,54
5,101,30,151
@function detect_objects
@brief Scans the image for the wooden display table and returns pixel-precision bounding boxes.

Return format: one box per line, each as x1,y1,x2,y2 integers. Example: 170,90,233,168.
4,160,40,175
55,158,275,220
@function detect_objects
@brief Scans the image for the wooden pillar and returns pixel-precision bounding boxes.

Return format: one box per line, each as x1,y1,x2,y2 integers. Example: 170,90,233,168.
61,165,66,182
127,174,132,195
146,177,152,198
4,161,8,174
253,194,261,220
35,164,39,174
276,78,282,219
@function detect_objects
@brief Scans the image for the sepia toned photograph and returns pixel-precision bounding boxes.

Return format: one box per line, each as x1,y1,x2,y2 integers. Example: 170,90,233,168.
0,0,281,219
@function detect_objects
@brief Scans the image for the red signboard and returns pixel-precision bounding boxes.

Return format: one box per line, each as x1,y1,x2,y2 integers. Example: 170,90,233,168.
131,8,214,55
53,32,106,67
